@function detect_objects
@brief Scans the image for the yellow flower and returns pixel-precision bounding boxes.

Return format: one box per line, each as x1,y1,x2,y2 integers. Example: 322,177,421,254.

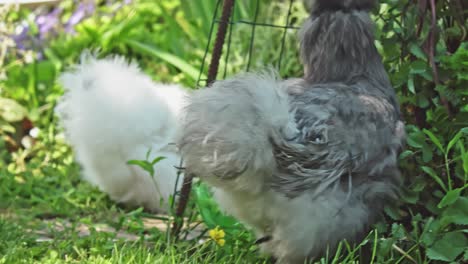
208,226,226,246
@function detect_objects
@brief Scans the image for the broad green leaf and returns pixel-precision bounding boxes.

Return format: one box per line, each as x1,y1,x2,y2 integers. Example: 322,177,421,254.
407,132,425,148
447,130,464,153
441,197,468,225
421,166,447,192
127,160,155,176
459,141,468,174
198,206,217,228
438,188,462,208
390,62,410,87
407,75,415,94
151,156,167,165
126,40,206,81
101,17,143,49
193,185,218,228
0,98,28,123
127,160,147,168
426,232,467,262
421,217,440,246
446,26,462,38
411,177,427,192
0,122,16,133
384,205,402,220
423,129,445,154
399,150,413,159
81,24,101,41
377,238,394,257
464,153,468,175
419,69,434,81
401,190,419,204
390,223,406,240
36,61,56,82
422,146,433,162
157,2,195,41
410,60,428,74
409,43,427,60
416,94,429,108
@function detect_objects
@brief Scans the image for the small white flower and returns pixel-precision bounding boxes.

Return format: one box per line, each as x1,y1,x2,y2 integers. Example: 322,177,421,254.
29,127,40,138
24,50,35,64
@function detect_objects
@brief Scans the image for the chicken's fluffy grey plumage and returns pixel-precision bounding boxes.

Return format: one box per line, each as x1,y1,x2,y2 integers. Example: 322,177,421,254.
178,0,405,262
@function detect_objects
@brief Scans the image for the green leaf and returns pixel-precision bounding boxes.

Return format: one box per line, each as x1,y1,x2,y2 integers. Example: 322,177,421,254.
193,185,218,228
126,40,206,81
459,141,468,175
407,75,415,94
100,16,143,50
407,131,426,149
441,197,468,225
384,205,403,220
151,156,166,165
127,160,147,168
401,190,419,204
421,166,447,192
423,129,445,154
0,98,28,123
377,238,394,257
127,160,155,176
426,232,467,262
198,205,217,228
422,146,433,162
399,150,413,160
390,223,406,239
35,61,57,82
416,93,429,108
0,122,16,133
410,60,428,74
447,130,464,153
421,218,440,246
438,188,462,208
407,136,422,148
411,177,427,192
409,43,427,60
391,62,410,87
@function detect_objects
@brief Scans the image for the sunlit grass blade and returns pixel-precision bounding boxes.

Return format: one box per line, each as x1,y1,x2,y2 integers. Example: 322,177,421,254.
126,40,206,82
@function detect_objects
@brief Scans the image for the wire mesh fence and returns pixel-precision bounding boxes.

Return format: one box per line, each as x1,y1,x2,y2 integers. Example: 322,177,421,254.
196,0,306,88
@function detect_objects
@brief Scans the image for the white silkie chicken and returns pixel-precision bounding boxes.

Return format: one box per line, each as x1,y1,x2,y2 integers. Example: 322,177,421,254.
55,54,187,213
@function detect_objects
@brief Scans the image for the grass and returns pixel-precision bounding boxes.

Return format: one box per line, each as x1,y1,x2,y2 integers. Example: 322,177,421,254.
1,0,467,263
0,134,266,263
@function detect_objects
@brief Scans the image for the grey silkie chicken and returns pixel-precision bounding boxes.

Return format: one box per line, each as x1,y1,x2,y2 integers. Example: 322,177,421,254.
178,0,405,262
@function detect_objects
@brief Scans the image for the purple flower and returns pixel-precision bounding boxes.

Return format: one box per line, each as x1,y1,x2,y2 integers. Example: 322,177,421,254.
107,0,132,5
65,1,96,34
36,51,44,61
9,0,121,61
11,7,61,58
12,24,29,50
35,8,62,39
